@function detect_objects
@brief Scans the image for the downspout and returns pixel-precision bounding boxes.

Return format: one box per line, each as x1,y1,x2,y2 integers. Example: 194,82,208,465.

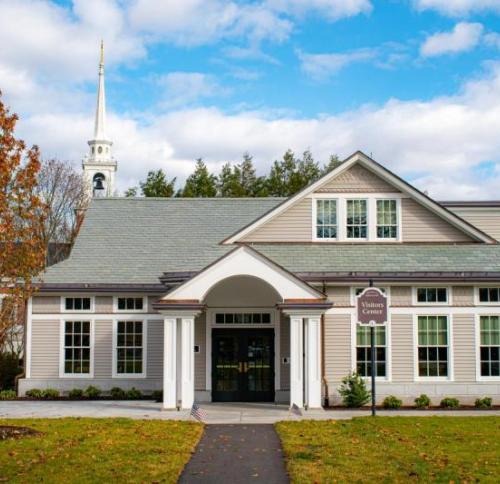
321,280,329,407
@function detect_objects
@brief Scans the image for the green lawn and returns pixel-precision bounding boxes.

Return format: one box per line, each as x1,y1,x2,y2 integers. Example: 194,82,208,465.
0,418,202,483
276,417,500,483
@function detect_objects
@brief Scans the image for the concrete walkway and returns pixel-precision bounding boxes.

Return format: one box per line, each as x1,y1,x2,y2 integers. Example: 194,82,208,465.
1,401,499,423
179,424,288,484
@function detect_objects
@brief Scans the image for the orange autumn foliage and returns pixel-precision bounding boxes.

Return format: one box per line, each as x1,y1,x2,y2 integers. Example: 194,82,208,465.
0,92,47,349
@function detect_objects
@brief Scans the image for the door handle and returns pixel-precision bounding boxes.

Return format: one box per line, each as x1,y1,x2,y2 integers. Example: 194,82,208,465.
238,362,243,373
244,362,249,373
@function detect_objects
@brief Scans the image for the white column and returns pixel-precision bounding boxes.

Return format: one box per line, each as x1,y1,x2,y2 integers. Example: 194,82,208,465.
163,317,177,409
290,316,304,408
305,317,322,408
180,316,195,409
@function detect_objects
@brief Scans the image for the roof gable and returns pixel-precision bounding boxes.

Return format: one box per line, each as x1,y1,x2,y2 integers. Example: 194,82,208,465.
223,151,495,244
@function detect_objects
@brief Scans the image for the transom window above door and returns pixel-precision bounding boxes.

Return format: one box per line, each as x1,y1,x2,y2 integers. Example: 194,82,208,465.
215,313,272,324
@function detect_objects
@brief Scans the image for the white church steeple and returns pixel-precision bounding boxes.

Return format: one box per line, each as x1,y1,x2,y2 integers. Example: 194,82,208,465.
82,40,117,197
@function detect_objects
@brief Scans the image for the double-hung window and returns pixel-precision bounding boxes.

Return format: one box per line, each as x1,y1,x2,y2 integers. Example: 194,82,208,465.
376,199,398,239
478,288,500,304
417,316,449,378
63,321,91,375
64,297,91,311
346,199,367,239
115,321,145,376
117,297,144,311
416,288,448,304
316,199,337,239
356,325,386,377
479,316,499,377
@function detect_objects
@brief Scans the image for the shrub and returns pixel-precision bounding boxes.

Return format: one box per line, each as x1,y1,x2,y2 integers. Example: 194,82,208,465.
42,388,60,398
127,387,143,400
440,397,460,409
0,389,17,400
338,372,371,408
0,352,23,391
475,397,492,409
68,388,84,399
152,390,163,402
83,385,101,398
382,395,402,409
414,394,431,409
26,388,44,398
110,387,126,399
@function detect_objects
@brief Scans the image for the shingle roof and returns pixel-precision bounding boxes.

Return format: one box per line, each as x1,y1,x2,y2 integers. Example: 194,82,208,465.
41,197,284,285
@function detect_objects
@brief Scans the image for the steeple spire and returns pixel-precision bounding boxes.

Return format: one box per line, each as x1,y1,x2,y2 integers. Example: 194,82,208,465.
82,40,117,198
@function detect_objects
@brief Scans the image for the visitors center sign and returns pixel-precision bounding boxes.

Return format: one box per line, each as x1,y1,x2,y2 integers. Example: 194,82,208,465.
357,288,387,326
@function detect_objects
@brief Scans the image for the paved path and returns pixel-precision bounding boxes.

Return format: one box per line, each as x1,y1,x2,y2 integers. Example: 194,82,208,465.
179,424,289,484
1,401,499,423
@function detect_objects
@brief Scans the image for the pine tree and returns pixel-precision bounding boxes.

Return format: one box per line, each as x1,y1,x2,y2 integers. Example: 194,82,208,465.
182,159,217,197
322,154,342,175
297,150,321,188
140,169,176,197
266,149,301,197
239,153,257,196
218,163,244,197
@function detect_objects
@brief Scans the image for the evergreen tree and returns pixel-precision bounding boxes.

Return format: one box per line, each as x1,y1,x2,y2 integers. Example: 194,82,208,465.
218,163,244,197
266,150,302,197
239,153,257,195
182,159,217,197
124,187,138,197
140,169,176,197
322,154,342,175
297,150,321,188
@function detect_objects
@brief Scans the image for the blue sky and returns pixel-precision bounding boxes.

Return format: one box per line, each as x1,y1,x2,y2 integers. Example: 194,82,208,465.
2,0,500,198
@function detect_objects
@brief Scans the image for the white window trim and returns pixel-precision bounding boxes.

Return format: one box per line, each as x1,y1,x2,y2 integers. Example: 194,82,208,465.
59,319,95,378
474,286,500,306
113,296,147,313
475,314,500,382
61,296,95,313
412,286,451,306
350,314,392,382
205,307,280,394
112,319,148,378
310,193,403,243
413,313,454,382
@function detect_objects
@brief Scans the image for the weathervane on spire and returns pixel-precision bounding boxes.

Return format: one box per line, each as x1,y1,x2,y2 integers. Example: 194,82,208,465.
82,40,117,198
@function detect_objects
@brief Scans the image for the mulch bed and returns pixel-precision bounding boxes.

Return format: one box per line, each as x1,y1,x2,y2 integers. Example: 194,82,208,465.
0,426,42,440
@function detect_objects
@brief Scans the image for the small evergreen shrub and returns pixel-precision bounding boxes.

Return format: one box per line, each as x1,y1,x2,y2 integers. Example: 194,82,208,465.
475,397,492,409
152,390,163,402
83,385,101,398
338,372,371,408
42,388,60,398
127,387,143,399
414,394,431,409
440,397,460,409
68,388,84,399
382,395,402,409
110,387,126,399
26,388,44,398
0,389,17,400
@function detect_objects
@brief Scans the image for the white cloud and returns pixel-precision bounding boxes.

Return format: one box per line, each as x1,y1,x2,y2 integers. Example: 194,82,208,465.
420,22,483,57
298,49,376,80
156,72,230,108
266,0,373,20
485,32,500,49
414,0,500,17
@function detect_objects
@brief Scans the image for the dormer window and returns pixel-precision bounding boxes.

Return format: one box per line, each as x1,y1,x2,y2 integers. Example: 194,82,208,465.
316,199,337,239
376,199,398,239
346,199,367,239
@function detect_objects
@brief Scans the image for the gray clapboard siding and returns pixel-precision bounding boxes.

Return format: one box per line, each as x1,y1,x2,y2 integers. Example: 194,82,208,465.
280,314,290,390
326,286,351,307
390,286,412,307
195,314,206,390
94,320,112,377
390,314,414,382
242,198,312,242
147,320,163,379
32,296,60,314
453,314,476,382
452,287,474,306
402,198,474,242
324,314,351,384
447,208,500,241
31,320,59,378
95,297,113,313
318,164,398,193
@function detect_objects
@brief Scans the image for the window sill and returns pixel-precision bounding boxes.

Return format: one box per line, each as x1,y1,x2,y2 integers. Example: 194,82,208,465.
112,374,147,379
60,374,93,379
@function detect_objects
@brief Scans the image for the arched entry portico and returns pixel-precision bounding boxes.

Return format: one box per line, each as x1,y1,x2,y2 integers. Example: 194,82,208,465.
153,246,332,410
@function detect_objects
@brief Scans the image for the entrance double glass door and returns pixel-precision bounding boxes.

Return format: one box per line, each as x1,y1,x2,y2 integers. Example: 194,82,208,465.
212,329,274,402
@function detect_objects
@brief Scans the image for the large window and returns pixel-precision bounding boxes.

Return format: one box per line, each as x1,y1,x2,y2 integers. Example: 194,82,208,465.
316,199,337,239
117,297,144,311
346,199,367,239
479,316,499,377
356,325,386,377
64,297,91,311
63,321,91,375
116,321,144,375
417,316,448,378
416,288,448,304
376,199,398,239
478,288,500,304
